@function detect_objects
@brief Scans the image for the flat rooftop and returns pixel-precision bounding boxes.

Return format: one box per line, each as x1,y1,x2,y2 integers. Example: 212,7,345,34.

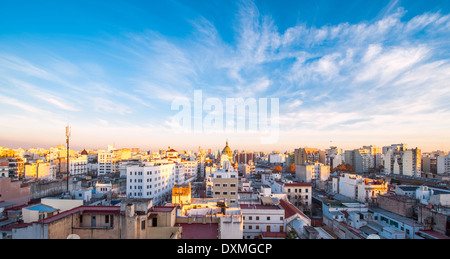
178,223,218,239
239,204,281,210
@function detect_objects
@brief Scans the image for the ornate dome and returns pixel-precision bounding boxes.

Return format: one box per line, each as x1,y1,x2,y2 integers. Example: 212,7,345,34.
221,140,233,161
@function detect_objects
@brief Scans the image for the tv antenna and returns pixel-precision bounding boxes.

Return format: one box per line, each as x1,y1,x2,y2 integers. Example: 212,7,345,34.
66,125,71,194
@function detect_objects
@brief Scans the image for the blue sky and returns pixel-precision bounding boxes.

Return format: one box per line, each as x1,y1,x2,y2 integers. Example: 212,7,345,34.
0,0,450,152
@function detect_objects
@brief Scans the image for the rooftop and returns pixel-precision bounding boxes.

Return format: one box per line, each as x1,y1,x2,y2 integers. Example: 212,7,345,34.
178,223,218,239
239,204,281,210
261,232,286,238
151,206,176,212
40,206,121,224
279,199,310,220
369,207,424,227
26,204,58,213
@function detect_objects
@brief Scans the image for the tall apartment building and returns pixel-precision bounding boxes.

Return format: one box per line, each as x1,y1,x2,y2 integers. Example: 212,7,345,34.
126,162,176,205
69,155,88,176
344,146,382,173
384,145,421,177
235,151,256,165
174,163,186,185
326,146,343,169
296,162,330,183
206,161,238,205
181,160,198,180
437,153,450,174
97,151,113,175
294,148,324,165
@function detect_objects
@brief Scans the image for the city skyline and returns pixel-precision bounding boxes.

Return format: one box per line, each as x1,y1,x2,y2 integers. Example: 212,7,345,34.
1,0,450,152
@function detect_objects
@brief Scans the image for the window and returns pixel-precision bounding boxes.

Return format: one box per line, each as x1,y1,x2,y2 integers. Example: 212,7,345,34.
105,215,109,224
141,220,146,230
267,217,271,220
256,216,260,220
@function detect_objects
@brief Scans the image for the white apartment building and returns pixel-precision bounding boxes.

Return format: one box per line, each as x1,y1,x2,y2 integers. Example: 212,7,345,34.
182,160,198,180
126,162,176,205
97,151,113,175
355,151,375,173
69,155,88,176
269,153,285,164
174,163,186,185
95,182,113,194
437,154,450,175
384,145,421,177
332,174,388,203
296,162,330,183
240,204,286,239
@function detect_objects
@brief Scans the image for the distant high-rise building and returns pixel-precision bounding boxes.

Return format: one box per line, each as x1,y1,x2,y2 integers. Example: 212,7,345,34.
98,151,113,175
384,145,421,177
296,162,330,183
344,146,382,173
437,153,450,175
294,148,321,165
235,151,256,165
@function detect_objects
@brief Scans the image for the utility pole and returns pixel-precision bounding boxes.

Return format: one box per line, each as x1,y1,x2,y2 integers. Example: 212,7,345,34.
66,125,71,194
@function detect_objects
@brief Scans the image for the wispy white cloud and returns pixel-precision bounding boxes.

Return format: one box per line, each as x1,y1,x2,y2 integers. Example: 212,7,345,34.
1,0,450,150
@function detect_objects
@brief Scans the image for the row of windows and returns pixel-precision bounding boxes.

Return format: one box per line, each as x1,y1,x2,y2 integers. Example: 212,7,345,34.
243,216,283,221
214,183,236,187
213,174,237,179
214,191,236,196
129,168,172,176
130,187,168,197
287,195,309,199
287,188,309,193
129,177,173,183
243,225,284,231
129,182,170,190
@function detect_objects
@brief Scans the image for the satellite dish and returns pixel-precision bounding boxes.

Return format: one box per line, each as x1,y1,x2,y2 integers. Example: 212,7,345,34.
67,234,81,239
367,234,380,239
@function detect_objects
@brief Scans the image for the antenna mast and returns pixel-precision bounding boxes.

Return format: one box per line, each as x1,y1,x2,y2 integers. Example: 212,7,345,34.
66,125,71,194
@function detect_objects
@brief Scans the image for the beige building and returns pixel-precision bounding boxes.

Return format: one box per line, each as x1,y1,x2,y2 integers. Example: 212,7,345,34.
172,183,192,206
207,161,238,205
24,161,56,180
